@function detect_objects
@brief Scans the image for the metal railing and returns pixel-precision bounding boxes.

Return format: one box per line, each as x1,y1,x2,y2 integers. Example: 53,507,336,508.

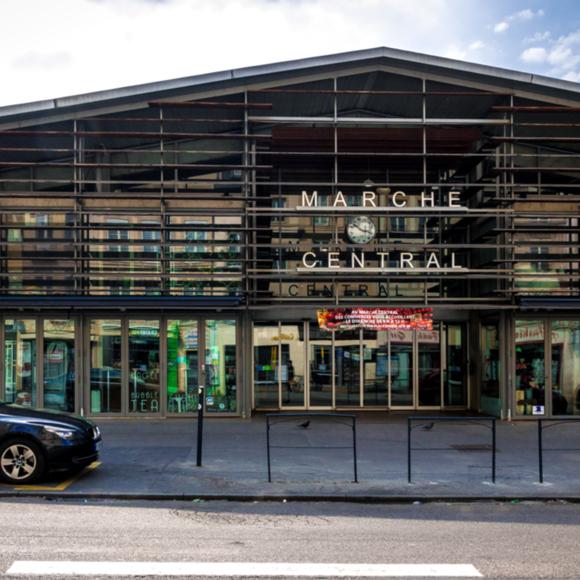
537,418,580,483
266,413,357,483
407,416,496,484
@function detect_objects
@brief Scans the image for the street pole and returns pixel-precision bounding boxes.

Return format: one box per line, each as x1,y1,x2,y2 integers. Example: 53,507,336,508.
196,384,205,467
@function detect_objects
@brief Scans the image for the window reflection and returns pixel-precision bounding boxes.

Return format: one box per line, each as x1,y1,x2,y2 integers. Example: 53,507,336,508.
280,324,305,407
253,324,279,409
515,320,545,416
43,320,75,412
4,320,37,407
90,320,122,413
167,320,199,414
205,320,237,413
551,320,580,416
128,320,160,413
481,322,501,416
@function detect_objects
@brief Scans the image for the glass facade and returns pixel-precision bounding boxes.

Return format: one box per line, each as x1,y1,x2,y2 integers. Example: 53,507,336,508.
253,321,467,410
0,317,238,416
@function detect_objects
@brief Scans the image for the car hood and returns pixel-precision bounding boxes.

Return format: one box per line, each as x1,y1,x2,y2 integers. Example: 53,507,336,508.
0,404,94,432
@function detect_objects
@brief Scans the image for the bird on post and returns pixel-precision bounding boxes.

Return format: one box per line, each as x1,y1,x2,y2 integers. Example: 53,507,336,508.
298,420,310,429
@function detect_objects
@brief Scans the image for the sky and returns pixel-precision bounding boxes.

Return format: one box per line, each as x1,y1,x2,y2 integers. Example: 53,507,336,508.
1,0,579,107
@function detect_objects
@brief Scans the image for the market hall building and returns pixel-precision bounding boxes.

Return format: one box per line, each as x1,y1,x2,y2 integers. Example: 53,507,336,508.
0,47,579,420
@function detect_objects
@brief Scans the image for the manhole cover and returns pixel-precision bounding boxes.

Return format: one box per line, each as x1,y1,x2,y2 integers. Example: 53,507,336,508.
450,444,496,452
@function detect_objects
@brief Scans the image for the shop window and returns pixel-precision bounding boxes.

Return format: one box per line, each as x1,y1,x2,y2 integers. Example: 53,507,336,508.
128,320,160,414
515,320,545,416
551,320,580,416
90,320,122,414
167,320,199,414
43,320,75,413
205,320,237,413
480,322,501,416
4,319,37,407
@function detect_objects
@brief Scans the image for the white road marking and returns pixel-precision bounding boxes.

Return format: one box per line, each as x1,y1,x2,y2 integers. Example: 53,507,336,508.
6,561,482,577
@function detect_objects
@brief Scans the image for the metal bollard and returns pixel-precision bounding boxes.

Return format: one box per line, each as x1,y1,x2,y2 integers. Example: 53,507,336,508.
196,385,205,467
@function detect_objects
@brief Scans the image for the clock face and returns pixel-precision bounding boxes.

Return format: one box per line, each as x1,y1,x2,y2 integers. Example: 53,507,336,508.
346,216,376,244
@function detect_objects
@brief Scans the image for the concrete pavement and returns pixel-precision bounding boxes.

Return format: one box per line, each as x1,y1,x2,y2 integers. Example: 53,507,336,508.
1,413,580,500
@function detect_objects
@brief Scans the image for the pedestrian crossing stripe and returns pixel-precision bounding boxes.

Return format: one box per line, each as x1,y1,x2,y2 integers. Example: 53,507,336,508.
6,561,483,577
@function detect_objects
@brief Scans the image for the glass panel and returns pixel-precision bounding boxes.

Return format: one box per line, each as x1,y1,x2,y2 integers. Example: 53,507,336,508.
4,319,37,407
205,320,237,413
335,329,360,407
390,330,413,406
363,330,388,406
309,323,333,407
90,320,122,413
43,320,75,412
481,321,501,416
515,320,545,416
167,320,199,414
280,324,305,407
418,327,441,407
551,320,580,416
253,323,279,409
444,323,466,406
128,320,160,413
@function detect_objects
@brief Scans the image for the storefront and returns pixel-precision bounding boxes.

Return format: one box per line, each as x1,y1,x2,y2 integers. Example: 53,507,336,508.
0,47,579,419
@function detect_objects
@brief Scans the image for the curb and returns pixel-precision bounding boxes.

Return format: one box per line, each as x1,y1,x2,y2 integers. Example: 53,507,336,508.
1,492,580,503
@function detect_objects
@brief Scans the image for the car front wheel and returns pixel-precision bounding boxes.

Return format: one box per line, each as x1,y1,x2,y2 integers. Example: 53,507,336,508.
0,440,45,484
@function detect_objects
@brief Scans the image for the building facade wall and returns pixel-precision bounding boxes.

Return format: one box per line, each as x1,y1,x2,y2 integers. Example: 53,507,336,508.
0,61,579,418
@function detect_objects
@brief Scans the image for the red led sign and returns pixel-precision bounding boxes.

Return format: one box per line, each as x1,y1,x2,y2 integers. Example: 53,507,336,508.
317,307,433,331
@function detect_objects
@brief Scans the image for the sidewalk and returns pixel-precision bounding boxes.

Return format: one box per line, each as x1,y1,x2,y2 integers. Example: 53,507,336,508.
2,414,580,501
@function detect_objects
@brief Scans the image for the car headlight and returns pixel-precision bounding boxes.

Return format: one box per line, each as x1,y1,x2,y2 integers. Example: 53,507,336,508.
44,426,77,440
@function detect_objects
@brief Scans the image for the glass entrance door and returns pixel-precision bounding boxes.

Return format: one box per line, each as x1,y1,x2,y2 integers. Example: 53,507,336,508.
417,328,442,407
390,331,414,407
167,320,199,414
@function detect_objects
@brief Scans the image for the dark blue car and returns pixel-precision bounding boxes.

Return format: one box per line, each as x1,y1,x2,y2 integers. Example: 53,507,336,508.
0,403,101,484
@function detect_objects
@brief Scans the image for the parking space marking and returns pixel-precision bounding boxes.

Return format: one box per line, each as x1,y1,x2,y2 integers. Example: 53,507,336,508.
12,461,101,492
6,561,483,577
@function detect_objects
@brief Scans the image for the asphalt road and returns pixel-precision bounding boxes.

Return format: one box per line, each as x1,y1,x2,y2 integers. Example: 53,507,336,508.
0,499,578,579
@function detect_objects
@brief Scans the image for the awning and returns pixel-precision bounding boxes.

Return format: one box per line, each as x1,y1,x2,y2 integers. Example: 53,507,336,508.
0,295,244,310
518,297,580,311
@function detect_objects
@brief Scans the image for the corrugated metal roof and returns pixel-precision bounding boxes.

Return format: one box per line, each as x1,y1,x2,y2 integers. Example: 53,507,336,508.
1,46,579,122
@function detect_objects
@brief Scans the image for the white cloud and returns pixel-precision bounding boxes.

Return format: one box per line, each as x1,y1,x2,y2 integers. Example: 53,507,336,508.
445,46,467,60
563,70,580,82
494,7,544,34
519,26,580,83
521,47,547,63
547,44,573,67
0,0,476,107
524,31,551,44
468,40,484,50
514,8,544,20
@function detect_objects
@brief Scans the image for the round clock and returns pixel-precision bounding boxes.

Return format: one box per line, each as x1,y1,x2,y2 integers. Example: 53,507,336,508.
346,216,376,244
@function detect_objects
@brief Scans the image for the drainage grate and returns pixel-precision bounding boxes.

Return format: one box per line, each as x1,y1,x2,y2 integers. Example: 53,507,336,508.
450,444,496,452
